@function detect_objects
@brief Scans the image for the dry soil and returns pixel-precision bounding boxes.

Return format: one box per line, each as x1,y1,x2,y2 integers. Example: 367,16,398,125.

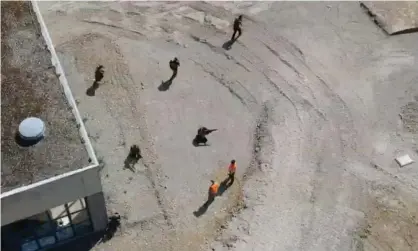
37,2,418,251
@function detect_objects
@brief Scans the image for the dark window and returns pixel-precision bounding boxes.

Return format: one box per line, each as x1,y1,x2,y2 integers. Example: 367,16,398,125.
1,197,93,251
55,226,74,241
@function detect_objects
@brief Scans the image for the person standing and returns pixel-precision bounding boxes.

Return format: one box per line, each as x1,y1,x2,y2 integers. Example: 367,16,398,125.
231,15,243,41
169,57,180,82
129,145,141,162
228,160,237,184
95,65,105,83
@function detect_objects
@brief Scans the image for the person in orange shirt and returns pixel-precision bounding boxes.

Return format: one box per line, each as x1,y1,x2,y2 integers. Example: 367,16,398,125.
207,180,219,204
228,159,237,184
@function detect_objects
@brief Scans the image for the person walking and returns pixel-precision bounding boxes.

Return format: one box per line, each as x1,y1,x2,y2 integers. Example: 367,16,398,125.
169,57,180,82
207,180,219,205
231,15,243,41
228,160,237,185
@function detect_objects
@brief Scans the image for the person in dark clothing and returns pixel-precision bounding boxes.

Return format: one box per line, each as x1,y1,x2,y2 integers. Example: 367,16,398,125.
95,65,105,83
129,144,142,161
169,57,180,82
193,127,217,146
231,15,243,41
124,145,141,172
87,65,105,96
197,127,217,136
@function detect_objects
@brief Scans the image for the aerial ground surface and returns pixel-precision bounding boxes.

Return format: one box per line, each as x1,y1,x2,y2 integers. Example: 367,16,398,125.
38,2,418,251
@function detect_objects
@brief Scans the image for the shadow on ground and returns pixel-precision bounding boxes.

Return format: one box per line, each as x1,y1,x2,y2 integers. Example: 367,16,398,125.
86,81,99,96
124,155,140,172
222,39,237,50
14,132,44,147
193,177,234,217
158,80,173,91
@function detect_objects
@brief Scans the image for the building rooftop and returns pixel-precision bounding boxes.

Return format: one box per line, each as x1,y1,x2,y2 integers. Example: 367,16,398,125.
1,2,90,193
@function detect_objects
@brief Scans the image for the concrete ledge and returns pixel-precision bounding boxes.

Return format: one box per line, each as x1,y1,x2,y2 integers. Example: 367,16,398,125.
30,0,98,165
360,1,418,35
1,166,103,226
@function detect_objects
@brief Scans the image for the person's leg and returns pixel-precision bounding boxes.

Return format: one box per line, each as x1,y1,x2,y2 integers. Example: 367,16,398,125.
228,172,235,185
236,28,242,39
206,193,215,206
195,135,203,145
202,136,208,145
231,29,237,41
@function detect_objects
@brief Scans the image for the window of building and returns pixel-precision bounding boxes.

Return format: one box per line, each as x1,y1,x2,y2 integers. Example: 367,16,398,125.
1,197,93,251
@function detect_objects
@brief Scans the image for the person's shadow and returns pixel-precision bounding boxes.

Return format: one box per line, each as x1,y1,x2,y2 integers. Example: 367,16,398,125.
101,214,121,243
158,79,173,91
193,190,215,217
217,176,233,197
123,153,141,173
222,38,237,50
158,69,178,91
86,81,100,96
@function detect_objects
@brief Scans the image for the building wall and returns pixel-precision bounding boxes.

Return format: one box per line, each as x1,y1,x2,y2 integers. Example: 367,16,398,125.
1,166,103,226
86,192,108,231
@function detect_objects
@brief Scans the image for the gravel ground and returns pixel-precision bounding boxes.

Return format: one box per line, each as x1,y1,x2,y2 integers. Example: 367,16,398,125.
38,2,418,251
1,1,89,192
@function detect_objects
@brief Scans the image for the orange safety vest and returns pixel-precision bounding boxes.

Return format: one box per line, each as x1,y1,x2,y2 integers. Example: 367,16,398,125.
228,163,237,173
210,182,219,195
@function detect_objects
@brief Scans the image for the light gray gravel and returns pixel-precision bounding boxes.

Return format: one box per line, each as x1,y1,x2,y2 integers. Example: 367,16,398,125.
39,2,418,251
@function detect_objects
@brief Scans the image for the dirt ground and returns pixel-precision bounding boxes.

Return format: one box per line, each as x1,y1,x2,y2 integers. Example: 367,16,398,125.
37,2,418,251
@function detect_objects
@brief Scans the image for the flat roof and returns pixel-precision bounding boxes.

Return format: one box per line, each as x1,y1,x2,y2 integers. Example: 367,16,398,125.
1,1,90,193
361,1,418,35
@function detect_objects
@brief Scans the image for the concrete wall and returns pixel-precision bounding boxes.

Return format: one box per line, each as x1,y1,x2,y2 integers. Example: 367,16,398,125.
86,192,108,231
1,166,103,226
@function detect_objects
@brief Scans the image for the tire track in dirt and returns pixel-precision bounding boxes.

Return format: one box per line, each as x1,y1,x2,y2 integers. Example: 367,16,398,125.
248,28,328,122
247,102,275,177
189,34,252,73
244,17,360,250
191,59,258,111
81,19,146,37
256,26,356,150
295,62,357,251
254,24,356,165
186,12,356,249
209,102,276,250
